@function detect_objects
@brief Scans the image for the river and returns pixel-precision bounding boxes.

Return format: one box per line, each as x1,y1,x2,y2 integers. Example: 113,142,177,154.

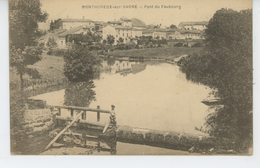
30,59,212,134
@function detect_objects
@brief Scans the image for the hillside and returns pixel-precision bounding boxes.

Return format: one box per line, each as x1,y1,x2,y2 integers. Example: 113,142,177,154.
131,18,146,27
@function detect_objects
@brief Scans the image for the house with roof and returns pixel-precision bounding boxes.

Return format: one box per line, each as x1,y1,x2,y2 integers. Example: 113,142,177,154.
60,17,95,30
166,29,204,40
120,17,132,27
178,21,208,31
153,29,168,39
57,26,93,48
102,25,142,45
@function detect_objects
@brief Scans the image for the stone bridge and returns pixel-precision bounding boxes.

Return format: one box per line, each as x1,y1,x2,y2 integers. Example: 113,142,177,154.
168,39,205,47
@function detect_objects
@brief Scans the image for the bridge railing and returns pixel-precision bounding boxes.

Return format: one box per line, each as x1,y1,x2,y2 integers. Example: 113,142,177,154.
54,105,115,123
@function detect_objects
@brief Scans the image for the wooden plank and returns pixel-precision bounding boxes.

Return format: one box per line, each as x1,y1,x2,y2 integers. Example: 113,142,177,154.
102,122,110,134
55,105,111,114
79,120,109,127
45,111,84,150
62,132,98,139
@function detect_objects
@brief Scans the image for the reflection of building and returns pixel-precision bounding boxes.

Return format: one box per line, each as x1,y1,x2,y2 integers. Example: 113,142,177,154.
102,60,147,76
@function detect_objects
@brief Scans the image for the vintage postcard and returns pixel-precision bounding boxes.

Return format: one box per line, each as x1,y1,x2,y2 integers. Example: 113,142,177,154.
9,0,252,155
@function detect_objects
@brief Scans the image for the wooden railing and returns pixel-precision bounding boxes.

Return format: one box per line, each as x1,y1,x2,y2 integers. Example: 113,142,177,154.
55,105,114,123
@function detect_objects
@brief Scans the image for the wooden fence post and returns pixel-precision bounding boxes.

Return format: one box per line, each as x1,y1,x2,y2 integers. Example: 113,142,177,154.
82,111,86,120
58,108,61,116
97,105,100,122
70,109,74,117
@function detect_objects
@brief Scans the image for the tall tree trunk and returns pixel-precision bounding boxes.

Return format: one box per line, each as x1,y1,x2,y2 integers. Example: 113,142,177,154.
19,73,24,92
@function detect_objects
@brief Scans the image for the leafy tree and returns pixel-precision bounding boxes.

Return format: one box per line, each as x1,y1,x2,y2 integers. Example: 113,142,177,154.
170,24,177,29
107,35,115,45
180,8,252,151
50,18,62,30
9,0,48,91
117,37,124,44
46,37,58,50
63,44,101,82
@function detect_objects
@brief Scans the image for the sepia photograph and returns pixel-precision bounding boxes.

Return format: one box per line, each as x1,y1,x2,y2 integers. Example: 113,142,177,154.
9,0,253,155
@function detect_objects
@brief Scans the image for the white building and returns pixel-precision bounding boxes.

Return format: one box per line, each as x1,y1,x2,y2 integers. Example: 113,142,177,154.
178,21,208,31
102,25,142,45
167,30,204,40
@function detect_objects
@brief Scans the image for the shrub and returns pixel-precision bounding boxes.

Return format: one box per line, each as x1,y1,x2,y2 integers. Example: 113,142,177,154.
63,44,101,82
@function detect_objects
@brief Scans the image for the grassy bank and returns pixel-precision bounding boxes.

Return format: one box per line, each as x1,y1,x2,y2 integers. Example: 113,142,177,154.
10,53,66,94
108,47,203,59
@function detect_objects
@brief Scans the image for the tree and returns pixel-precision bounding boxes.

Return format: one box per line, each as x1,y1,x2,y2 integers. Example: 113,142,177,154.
9,0,48,91
50,18,62,30
180,8,252,151
117,37,124,44
170,24,177,29
46,37,58,50
63,44,101,82
107,35,115,45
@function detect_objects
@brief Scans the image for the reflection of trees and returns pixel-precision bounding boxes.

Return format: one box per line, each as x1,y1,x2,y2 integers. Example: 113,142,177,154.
64,81,96,107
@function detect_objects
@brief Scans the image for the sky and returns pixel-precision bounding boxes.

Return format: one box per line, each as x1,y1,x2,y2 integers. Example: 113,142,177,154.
41,0,252,27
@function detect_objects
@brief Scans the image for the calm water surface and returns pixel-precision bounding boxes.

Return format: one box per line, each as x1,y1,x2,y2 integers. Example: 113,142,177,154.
31,59,212,134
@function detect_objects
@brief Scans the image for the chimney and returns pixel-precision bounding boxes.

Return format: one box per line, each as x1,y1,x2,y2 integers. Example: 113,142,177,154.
83,16,85,20
67,15,69,19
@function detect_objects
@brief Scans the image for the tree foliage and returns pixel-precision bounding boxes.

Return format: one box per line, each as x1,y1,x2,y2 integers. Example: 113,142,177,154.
50,18,62,30
170,24,177,29
106,35,115,45
63,44,101,82
117,37,124,44
9,0,48,49
180,8,252,151
46,37,58,49
9,0,48,90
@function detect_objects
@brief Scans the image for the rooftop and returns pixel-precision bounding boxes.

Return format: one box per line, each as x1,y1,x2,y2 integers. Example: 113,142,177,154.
58,26,93,37
61,19,94,23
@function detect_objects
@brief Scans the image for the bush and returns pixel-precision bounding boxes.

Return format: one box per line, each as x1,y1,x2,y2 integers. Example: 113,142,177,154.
63,44,101,82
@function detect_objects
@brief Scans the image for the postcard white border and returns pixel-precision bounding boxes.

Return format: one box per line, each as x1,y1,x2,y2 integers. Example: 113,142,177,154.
1,0,260,167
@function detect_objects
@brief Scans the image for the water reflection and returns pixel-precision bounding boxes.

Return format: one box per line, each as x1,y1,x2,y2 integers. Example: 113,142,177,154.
64,81,96,107
32,59,212,134
101,58,148,76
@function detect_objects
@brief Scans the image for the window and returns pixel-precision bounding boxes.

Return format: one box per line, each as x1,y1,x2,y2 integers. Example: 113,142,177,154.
116,35,118,38
61,41,63,45
127,33,128,37
123,33,124,36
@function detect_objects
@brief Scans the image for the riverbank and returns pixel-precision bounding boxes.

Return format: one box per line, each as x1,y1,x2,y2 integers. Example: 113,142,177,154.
108,47,203,60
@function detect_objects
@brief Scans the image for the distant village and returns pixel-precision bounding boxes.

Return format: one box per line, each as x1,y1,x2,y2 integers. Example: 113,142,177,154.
38,16,208,49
